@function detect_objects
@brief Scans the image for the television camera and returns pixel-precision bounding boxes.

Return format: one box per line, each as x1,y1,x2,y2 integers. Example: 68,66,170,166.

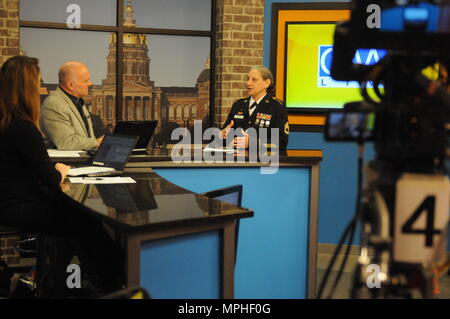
322,0,450,298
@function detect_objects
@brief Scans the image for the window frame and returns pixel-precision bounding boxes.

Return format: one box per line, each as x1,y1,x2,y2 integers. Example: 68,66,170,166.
19,0,216,127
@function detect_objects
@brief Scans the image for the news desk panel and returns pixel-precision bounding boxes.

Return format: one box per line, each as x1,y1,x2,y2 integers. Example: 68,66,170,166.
55,147,322,299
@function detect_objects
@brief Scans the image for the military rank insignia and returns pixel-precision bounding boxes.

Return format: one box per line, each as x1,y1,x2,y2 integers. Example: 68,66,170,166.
272,96,283,105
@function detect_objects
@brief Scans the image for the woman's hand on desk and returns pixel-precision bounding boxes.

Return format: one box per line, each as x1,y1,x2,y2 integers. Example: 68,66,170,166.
55,163,70,183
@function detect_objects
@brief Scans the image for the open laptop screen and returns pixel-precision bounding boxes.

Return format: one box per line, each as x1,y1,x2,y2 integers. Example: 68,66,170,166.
113,121,158,149
92,134,137,171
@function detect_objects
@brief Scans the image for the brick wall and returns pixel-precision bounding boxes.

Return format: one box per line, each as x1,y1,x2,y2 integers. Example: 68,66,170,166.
0,0,19,67
0,0,20,265
0,233,20,265
215,0,264,127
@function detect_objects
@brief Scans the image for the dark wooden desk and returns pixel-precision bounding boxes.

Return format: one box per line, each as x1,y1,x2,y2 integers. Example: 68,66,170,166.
51,147,323,167
54,147,322,298
65,168,253,298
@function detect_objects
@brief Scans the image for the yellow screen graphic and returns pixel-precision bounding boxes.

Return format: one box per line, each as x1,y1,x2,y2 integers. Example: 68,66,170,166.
286,24,363,109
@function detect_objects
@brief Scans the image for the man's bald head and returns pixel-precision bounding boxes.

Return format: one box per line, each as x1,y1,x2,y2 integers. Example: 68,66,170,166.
58,61,86,85
58,61,92,98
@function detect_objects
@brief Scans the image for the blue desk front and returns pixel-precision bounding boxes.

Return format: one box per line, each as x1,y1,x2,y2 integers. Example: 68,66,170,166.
148,164,318,299
62,150,321,299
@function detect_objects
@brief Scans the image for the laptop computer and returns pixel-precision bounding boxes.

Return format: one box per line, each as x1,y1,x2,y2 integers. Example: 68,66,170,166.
68,134,138,177
113,121,158,152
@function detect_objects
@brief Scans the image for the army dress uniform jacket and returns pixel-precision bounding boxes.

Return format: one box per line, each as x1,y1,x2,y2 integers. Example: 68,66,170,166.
222,94,290,150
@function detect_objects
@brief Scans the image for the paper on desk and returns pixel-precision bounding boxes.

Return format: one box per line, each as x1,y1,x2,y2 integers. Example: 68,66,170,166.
48,149,86,157
69,177,136,184
203,147,235,154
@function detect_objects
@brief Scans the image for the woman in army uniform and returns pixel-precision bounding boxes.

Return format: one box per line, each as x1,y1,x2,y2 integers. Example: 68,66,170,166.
221,65,289,150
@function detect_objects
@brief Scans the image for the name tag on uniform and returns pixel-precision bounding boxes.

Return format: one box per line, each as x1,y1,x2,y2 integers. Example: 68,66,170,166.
234,114,244,119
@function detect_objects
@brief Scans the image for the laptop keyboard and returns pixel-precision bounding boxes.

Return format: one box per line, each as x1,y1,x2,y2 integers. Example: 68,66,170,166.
68,166,117,176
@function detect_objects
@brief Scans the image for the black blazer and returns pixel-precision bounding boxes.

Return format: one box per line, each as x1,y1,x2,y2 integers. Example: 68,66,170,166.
0,119,61,208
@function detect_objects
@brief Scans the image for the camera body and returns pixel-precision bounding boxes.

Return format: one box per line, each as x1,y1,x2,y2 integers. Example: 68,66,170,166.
324,0,450,298
350,0,450,53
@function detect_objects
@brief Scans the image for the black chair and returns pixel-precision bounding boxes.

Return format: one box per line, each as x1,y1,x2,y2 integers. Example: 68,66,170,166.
202,185,243,266
0,225,37,261
0,222,75,299
0,225,38,298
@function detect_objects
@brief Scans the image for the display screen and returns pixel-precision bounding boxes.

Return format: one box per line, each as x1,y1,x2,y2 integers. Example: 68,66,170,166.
93,135,137,170
285,23,386,111
325,112,376,141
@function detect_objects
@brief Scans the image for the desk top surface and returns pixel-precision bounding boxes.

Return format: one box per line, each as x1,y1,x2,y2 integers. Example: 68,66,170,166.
67,170,253,232
52,147,323,166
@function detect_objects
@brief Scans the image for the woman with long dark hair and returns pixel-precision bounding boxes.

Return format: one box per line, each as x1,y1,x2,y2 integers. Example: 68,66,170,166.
0,56,123,295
